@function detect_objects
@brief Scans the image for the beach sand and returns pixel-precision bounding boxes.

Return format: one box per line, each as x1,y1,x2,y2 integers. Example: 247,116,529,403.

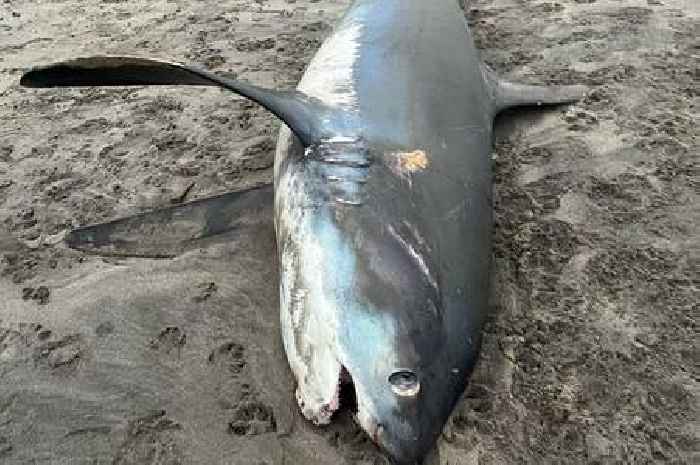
0,0,696,463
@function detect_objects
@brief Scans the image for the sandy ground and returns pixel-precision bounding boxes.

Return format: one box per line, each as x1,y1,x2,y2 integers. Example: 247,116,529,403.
0,0,697,464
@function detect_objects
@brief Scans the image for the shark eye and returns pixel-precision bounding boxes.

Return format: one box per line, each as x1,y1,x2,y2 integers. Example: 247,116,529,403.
388,370,420,397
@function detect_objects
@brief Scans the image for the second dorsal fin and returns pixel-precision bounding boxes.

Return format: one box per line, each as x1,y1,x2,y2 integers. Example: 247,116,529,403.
20,56,335,146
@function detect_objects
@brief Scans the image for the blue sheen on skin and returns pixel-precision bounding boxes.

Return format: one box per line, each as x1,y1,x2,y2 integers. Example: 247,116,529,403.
310,209,398,410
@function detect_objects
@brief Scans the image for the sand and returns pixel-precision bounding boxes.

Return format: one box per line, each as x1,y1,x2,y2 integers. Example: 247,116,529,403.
0,0,697,463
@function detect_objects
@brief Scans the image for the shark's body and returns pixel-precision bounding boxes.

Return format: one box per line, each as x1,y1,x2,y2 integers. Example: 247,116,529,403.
20,1,587,463
274,2,493,461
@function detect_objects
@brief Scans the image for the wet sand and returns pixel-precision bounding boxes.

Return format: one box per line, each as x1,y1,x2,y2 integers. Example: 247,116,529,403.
0,0,697,463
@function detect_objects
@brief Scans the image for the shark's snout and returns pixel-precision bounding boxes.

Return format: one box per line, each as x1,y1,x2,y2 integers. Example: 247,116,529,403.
364,409,435,465
345,364,445,465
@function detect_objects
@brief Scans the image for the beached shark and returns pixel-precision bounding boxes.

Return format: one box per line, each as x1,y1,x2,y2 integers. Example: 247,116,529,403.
21,0,586,462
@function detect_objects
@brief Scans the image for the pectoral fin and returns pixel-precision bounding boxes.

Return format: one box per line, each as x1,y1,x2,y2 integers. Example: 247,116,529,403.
66,184,273,258
21,56,333,146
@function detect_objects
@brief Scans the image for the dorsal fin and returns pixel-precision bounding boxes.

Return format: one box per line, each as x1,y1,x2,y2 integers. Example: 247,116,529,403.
20,56,335,146
482,65,588,115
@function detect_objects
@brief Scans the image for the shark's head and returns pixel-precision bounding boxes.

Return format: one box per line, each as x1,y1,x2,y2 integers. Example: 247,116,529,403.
331,218,462,465
288,217,459,463
277,137,477,464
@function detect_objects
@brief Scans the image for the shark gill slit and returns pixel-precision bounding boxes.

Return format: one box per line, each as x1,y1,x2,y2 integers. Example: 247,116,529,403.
306,139,372,207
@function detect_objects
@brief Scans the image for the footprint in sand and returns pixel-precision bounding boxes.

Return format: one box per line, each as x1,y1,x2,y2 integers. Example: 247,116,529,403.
207,342,276,436
148,326,186,359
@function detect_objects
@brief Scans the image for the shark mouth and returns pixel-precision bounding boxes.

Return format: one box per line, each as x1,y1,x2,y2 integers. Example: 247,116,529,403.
297,365,383,449
296,364,386,454
340,369,383,444
331,367,384,446
303,365,358,426
338,366,359,414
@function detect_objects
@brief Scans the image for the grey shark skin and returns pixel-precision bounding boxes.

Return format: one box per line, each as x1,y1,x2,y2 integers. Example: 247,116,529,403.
20,1,587,463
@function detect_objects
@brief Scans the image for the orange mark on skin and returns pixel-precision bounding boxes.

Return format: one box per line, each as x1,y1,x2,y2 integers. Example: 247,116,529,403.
385,150,430,186
397,150,429,172
386,149,429,175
